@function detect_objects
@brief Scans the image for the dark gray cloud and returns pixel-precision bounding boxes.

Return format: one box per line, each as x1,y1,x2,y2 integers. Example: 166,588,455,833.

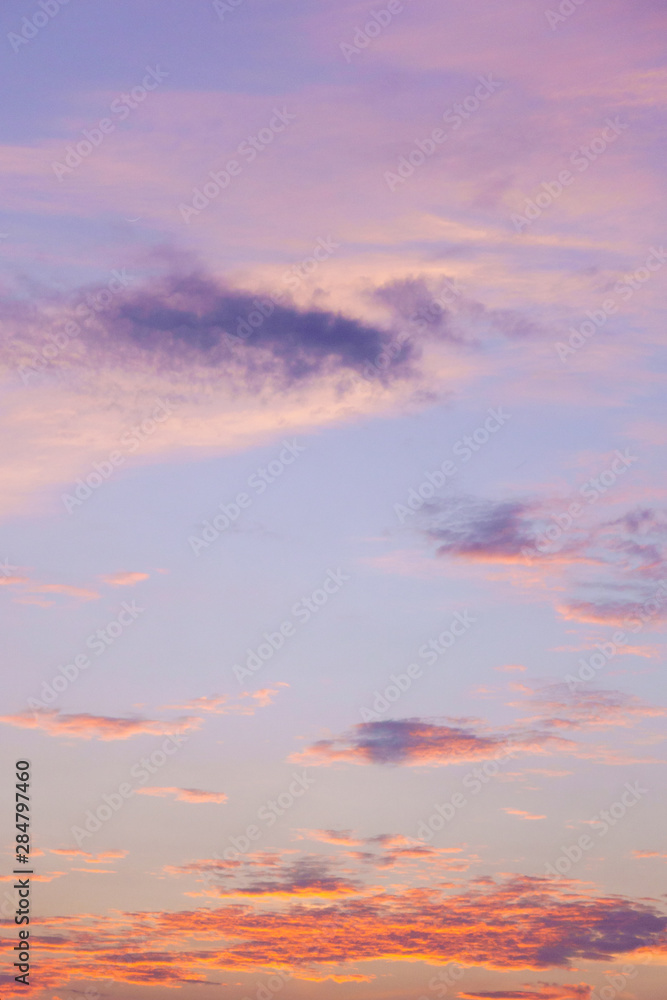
104,272,416,381
2,267,418,390
422,496,537,560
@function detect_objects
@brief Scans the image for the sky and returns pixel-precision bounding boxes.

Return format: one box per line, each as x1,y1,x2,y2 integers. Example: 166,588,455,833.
0,0,666,998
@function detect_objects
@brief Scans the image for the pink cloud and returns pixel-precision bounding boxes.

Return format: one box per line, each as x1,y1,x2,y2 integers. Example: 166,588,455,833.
28,583,100,601
101,571,149,587
0,709,200,740
503,809,547,821
167,684,287,715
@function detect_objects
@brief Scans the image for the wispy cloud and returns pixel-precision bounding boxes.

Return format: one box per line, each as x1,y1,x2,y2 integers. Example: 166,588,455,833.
135,787,227,804
101,571,150,587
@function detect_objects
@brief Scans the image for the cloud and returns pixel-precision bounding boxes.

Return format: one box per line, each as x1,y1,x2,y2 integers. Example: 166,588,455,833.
71,868,117,874
28,583,100,601
292,718,569,767
556,598,666,627
296,829,365,847
0,709,200,740
200,855,362,899
168,842,478,899
0,261,445,520
372,276,543,345
416,496,667,627
289,831,473,874
167,685,287,715
0,577,101,606
518,684,665,731
101,571,150,586
4,268,415,390
49,849,128,862
134,787,227,804
503,810,547,821
291,688,663,771
23,876,667,989
0,571,102,606
458,985,591,1000
423,497,538,563
0,871,64,882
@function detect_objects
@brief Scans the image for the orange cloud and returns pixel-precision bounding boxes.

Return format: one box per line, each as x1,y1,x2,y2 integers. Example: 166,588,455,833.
49,848,128,862
503,809,547,821
71,868,117,874
10,876,665,993
0,871,64,882
135,787,228,804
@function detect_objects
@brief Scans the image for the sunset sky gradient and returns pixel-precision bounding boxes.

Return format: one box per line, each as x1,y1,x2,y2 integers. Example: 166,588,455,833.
0,1,666,999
